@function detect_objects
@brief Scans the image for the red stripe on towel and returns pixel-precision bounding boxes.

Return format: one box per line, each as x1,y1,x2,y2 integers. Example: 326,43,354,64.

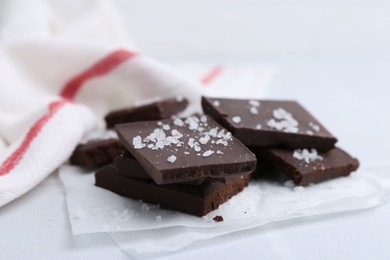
201,65,223,85
0,49,138,177
60,49,138,99
0,100,67,176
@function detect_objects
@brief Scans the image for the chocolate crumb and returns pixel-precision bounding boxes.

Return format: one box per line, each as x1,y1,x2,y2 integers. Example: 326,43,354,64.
213,215,224,222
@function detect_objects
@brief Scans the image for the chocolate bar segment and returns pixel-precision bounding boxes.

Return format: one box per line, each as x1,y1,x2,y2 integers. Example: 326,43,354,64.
260,147,359,186
115,115,257,185
95,166,251,216
105,96,188,128
70,139,125,168
202,96,337,151
114,152,208,186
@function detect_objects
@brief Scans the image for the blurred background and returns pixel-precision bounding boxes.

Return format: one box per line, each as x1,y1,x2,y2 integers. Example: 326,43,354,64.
2,0,390,61
114,0,390,61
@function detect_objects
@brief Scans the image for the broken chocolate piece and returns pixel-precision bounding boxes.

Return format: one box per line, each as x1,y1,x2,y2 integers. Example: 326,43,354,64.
202,97,337,151
213,215,224,222
95,166,250,216
260,147,359,186
70,139,125,168
115,115,257,185
105,96,188,128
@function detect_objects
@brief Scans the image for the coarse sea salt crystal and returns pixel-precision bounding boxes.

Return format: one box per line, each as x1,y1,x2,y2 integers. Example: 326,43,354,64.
293,149,323,164
249,100,260,107
216,139,228,146
267,108,299,133
202,150,214,157
194,144,201,152
232,116,241,124
273,108,291,119
256,124,262,129
176,95,184,102
213,100,220,107
133,136,145,149
173,118,184,127
162,124,170,130
250,106,258,115
209,128,218,137
199,135,210,144
309,122,320,132
167,155,177,163
217,129,225,138
185,116,199,130
171,129,183,138
224,132,232,140
188,138,195,148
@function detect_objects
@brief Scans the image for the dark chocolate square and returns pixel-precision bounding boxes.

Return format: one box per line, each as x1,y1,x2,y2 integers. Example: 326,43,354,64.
105,96,188,128
202,96,337,151
95,165,251,216
260,147,359,185
115,115,257,185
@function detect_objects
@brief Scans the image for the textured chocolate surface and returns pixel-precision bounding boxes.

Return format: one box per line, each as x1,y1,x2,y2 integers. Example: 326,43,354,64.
69,139,125,168
105,97,188,128
260,147,359,185
202,96,337,151
95,166,251,216
115,115,257,185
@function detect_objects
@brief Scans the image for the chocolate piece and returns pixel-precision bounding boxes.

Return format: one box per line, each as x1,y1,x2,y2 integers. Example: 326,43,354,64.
202,97,337,151
260,147,359,186
114,152,207,186
115,115,257,185
105,97,188,128
213,215,224,222
95,166,250,216
70,139,125,168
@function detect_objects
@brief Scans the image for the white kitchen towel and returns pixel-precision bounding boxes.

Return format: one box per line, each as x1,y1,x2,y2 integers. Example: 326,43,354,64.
0,0,275,207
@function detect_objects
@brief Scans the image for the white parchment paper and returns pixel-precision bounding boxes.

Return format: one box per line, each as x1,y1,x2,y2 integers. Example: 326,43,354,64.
59,165,390,256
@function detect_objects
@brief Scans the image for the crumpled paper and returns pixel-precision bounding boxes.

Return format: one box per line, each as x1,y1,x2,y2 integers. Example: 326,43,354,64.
59,164,390,256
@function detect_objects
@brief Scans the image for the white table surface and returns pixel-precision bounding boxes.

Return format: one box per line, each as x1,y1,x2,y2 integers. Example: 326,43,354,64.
2,57,390,259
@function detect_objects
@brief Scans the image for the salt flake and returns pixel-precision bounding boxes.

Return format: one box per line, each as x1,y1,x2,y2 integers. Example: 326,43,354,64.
309,122,320,132
133,136,145,149
202,150,214,157
173,118,184,127
250,106,258,115
293,149,323,164
249,100,260,107
162,124,170,130
167,155,177,163
232,116,241,124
